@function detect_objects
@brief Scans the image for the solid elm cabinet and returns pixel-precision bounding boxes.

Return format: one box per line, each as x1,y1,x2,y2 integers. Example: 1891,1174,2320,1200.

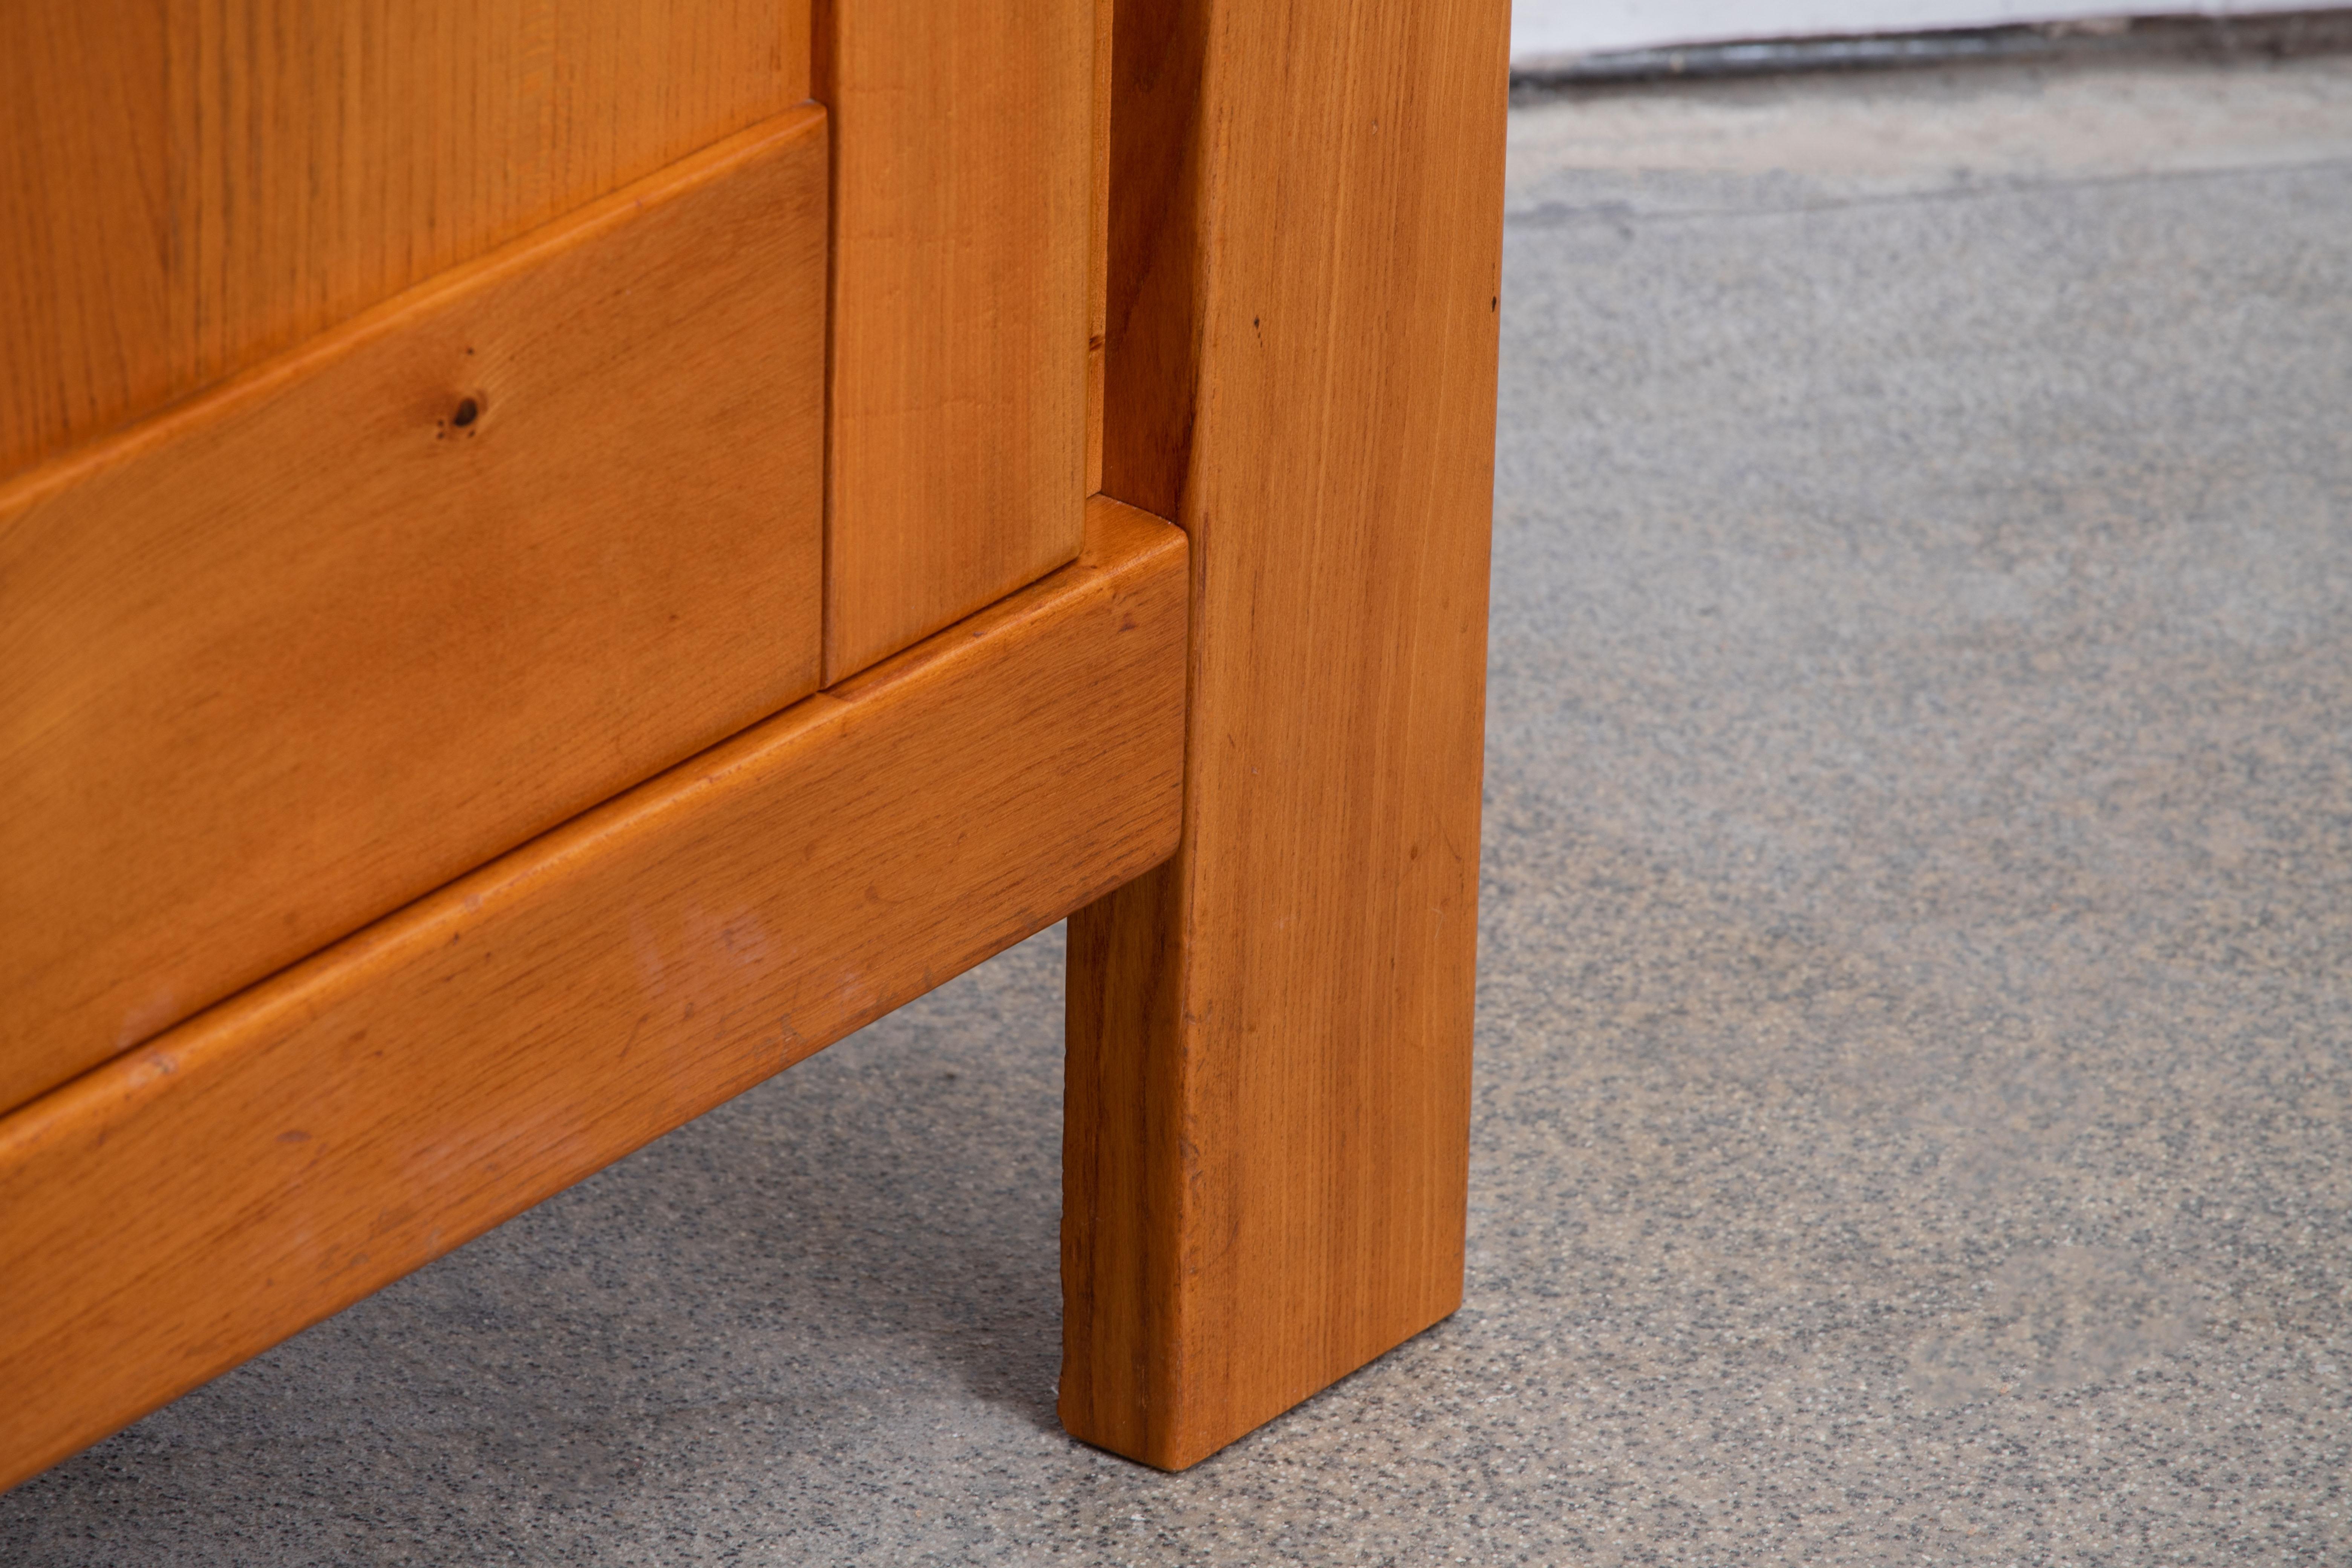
0,0,1507,1484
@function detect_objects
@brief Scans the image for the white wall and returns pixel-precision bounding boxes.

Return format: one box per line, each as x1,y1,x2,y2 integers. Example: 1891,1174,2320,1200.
1513,2,2296,61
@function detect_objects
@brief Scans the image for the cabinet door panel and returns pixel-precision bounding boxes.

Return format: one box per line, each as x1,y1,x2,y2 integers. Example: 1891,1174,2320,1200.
0,112,830,1115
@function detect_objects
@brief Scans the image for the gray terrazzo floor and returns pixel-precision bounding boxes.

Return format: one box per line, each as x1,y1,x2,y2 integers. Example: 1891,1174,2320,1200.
7,51,2352,1567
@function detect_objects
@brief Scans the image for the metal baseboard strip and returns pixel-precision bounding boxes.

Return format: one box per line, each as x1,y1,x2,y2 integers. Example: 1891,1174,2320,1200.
1512,8,2352,93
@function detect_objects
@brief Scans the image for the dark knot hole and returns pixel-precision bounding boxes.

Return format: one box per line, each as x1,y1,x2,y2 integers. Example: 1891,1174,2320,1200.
452,397,481,428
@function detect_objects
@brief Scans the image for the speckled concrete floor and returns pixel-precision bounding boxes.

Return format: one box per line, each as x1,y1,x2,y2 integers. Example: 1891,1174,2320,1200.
7,52,2352,1568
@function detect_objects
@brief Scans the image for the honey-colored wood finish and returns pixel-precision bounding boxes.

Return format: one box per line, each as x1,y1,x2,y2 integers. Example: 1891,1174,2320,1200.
0,112,830,1117
0,497,1186,1494
1062,0,1509,1470
1088,0,1114,495
817,0,1093,681
0,0,807,481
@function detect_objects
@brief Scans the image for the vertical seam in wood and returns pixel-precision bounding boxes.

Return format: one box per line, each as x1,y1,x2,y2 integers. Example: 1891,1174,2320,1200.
812,0,839,683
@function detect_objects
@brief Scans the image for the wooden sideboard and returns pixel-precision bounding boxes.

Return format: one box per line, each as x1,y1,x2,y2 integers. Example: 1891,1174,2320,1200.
0,0,1506,1481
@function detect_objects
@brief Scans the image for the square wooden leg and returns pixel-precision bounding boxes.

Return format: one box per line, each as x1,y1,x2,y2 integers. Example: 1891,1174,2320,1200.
1058,0,1510,1471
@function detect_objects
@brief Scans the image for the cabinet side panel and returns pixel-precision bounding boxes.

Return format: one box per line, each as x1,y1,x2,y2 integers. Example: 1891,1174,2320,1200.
0,0,808,481
819,0,1092,682
0,113,830,1115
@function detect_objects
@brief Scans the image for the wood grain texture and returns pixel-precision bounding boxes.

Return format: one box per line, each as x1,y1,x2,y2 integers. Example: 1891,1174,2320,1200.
818,0,1093,681
0,0,806,482
1061,0,1510,1470
1093,0,1207,521
0,111,829,1118
1089,0,1114,495
0,496,1187,1494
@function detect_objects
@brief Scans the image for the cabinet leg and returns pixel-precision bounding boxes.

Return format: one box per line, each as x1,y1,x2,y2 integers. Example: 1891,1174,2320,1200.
1058,0,1509,1471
